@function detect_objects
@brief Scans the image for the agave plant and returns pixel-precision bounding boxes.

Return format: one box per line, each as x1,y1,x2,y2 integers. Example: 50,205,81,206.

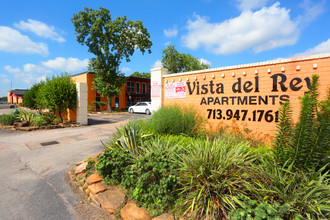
115,124,152,156
18,111,34,125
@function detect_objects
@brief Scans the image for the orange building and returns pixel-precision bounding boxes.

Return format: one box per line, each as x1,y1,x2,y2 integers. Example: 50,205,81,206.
71,72,151,111
7,89,27,105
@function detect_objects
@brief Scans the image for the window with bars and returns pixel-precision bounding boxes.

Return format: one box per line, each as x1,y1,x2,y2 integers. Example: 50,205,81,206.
136,83,140,94
127,82,135,93
142,83,146,94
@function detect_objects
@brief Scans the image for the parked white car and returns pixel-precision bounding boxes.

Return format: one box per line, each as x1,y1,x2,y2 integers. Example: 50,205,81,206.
128,102,151,115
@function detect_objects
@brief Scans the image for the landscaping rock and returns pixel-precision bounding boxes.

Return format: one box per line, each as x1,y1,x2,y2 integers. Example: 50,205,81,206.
88,181,108,195
75,162,88,174
120,200,152,220
76,172,85,179
152,213,174,220
86,173,102,185
97,190,125,214
13,122,22,127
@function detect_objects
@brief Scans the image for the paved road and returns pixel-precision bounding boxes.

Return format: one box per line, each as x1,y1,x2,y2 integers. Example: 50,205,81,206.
0,113,149,220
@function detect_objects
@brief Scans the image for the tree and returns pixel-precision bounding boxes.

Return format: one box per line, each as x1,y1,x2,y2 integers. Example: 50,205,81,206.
23,81,45,109
39,73,77,122
72,7,152,111
161,45,210,73
130,71,150,79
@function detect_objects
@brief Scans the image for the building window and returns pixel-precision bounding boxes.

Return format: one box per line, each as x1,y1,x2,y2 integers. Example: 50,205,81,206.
127,81,135,93
148,83,150,94
115,96,119,108
136,97,140,103
136,83,140,94
142,83,146,94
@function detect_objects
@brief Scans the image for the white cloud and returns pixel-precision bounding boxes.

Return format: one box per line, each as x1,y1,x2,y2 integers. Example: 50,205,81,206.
294,38,330,57
151,60,162,69
0,26,49,56
14,19,65,43
41,57,89,72
23,63,51,74
182,3,299,55
121,67,131,74
236,0,271,11
4,66,21,74
36,75,47,83
0,74,7,78
165,41,171,47
164,27,178,38
199,58,211,66
3,57,89,87
296,0,326,27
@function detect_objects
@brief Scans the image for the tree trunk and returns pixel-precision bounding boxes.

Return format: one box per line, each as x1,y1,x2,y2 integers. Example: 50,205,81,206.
108,96,112,111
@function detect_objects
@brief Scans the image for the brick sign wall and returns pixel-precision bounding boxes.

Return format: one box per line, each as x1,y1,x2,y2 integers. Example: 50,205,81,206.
153,54,330,135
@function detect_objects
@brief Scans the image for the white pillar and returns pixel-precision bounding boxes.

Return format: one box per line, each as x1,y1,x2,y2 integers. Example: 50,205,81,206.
76,82,88,125
150,67,168,113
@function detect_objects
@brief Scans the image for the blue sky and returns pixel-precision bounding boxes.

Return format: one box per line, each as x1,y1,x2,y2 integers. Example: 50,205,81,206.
1,0,330,97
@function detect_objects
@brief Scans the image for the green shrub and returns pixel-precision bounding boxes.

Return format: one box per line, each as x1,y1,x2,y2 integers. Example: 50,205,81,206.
18,110,35,124
96,148,132,185
274,75,330,171
0,114,18,125
151,105,204,136
121,150,180,216
104,119,153,150
23,81,45,109
176,138,259,219
228,197,297,220
31,115,49,127
254,158,330,219
88,105,94,111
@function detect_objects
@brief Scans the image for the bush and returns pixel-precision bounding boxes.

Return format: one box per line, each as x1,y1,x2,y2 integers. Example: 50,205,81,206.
254,158,330,219
176,138,259,219
121,150,181,216
96,148,132,185
23,81,45,109
31,115,49,127
151,105,204,136
0,114,18,125
88,105,94,111
228,197,295,220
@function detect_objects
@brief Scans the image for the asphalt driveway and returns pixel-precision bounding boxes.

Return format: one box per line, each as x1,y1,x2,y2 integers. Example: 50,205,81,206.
0,112,149,220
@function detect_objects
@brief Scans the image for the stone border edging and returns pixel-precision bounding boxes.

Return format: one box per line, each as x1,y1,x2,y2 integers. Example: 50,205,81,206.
69,154,179,220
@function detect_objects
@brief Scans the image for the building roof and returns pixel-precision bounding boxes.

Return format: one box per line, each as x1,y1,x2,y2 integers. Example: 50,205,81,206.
10,89,27,96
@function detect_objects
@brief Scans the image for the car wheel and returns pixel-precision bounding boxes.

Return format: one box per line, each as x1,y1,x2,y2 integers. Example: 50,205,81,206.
129,108,134,114
145,109,150,115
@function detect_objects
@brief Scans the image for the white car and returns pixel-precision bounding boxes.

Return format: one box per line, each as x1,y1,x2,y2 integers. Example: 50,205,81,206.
128,102,151,115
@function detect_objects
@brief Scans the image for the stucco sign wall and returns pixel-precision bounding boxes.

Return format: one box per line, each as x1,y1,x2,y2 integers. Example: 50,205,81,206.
158,54,330,135
165,81,186,99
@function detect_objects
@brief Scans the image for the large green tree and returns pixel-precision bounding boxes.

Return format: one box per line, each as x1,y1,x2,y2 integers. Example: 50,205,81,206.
23,81,45,109
39,73,77,122
161,45,210,73
130,71,150,79
72,7,152,111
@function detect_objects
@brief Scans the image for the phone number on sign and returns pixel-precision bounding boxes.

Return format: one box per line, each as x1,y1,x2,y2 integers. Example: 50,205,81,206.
207,109,279,122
